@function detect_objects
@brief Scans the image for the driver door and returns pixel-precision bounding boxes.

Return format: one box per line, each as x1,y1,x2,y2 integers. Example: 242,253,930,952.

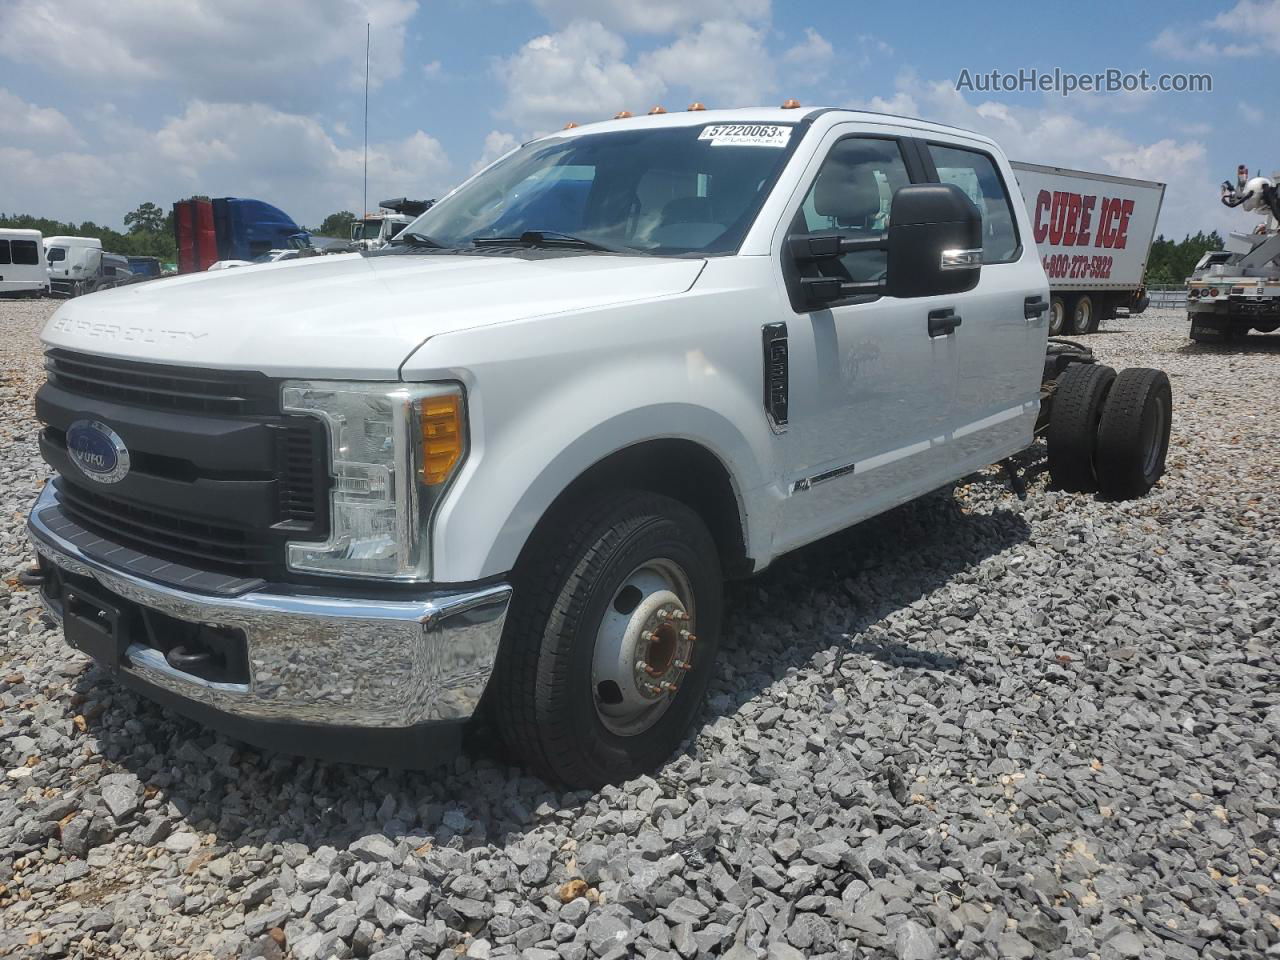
772,129,960,552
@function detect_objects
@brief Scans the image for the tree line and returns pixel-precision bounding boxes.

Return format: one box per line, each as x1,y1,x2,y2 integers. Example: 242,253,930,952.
1143,231,1227,285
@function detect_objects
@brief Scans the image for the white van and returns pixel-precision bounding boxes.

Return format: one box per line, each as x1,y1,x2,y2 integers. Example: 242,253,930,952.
44,235,103,297
0,229,50,297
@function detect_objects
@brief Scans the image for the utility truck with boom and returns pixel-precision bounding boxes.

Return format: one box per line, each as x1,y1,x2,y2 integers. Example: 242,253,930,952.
25,104,1173,787
1187,164,1280,342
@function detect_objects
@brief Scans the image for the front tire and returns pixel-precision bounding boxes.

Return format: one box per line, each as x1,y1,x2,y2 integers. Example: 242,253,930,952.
492,491,723,788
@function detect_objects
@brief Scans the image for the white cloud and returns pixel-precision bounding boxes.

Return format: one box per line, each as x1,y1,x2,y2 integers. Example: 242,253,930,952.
4,99,450,229
641,20,775,106
0,0,418,107
1152,0,1280,58
1239,102,1264,124
0,88,83,149
532,0,769,34
472,131,521,172
783,27,833,66
497,21,663,130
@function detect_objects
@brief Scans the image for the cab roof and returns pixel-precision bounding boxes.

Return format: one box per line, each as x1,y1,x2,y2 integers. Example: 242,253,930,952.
541,105,996,149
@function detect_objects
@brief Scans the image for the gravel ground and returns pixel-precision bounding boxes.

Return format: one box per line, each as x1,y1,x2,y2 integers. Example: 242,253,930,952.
1,300,1278,960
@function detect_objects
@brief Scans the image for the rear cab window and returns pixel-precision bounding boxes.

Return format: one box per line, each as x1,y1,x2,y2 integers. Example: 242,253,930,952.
926,143,1021,263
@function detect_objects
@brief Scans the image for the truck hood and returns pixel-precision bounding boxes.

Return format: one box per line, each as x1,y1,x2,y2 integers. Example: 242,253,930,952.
41,252,706,379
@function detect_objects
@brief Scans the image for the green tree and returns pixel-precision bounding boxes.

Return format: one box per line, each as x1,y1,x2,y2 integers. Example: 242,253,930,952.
316,210,356,237
123,201,165,235
1144,231,1226,285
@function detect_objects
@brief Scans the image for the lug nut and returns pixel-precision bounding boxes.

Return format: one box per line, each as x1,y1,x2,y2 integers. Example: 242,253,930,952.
657,608,669,619
661,681,678,693
680,629,691,640
640,629,653,641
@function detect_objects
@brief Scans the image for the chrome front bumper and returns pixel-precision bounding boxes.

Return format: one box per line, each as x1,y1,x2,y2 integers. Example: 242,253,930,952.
27,484,511,736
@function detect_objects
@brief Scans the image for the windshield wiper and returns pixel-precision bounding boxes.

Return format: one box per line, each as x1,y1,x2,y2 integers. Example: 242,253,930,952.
391,231,449,249
472,230,632,253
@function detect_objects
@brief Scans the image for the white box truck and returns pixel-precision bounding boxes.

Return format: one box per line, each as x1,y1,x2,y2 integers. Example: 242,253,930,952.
25,105,1174,787
1011,162,1165,336
0,228,50,298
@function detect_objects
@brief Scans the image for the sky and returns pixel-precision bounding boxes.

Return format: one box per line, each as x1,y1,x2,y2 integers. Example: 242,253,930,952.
1,0,1276,239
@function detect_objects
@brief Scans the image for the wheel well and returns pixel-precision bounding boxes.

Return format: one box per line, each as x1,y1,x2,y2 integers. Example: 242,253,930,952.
525,439,751,579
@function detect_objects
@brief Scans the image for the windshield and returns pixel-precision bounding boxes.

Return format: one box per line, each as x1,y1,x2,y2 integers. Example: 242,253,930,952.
403,122,800,255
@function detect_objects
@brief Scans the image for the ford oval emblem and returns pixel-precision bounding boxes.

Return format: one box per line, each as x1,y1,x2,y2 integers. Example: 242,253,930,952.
66,420,130,484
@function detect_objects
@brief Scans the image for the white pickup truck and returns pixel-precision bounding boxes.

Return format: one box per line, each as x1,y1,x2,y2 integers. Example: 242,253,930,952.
26,106,1173,787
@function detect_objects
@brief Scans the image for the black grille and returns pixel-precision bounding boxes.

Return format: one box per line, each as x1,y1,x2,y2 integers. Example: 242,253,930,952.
45,349,278,416
277,426,323,527
55,479,276,576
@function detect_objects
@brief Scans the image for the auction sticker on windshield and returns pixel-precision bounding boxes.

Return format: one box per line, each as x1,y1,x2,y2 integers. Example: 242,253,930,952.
698,124,792,148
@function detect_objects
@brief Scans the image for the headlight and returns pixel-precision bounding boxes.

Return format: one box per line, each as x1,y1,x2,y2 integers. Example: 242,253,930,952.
281,380,466,580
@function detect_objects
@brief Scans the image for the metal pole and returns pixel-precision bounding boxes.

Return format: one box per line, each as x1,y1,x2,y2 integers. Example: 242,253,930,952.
363,22,370,217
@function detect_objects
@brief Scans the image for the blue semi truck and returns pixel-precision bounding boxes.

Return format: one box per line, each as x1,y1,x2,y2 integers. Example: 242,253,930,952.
173,197,310,272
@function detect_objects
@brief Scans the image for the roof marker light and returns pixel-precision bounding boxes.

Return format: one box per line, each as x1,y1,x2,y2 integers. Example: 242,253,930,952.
648,105,667,115
781,98,802,109
687,102,706,111
614,110,633,119
563,121,579,129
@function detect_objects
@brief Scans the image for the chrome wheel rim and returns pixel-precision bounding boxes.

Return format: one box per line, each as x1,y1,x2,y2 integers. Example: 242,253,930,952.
1049,300,1064,335
591,558,696,736
1074,298,1092,333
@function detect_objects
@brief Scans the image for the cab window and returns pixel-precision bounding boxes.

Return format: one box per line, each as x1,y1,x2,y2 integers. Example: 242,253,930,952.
792,137,912,283
927,143,1020,263
0,240,9,266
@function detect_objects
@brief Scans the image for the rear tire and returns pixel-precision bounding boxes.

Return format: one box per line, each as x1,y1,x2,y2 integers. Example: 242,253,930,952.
1047,363,1116,493
1069,294,1099,335
1048,296,1066,336
1095,368,1172,500
491,490,723,788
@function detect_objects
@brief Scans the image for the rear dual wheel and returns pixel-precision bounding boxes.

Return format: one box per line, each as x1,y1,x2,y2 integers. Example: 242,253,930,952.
1048,365,1171,499
1068,294,1101,336
491,491,722,788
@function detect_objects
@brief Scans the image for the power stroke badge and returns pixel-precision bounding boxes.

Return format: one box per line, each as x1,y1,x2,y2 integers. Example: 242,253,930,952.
66,420,131,484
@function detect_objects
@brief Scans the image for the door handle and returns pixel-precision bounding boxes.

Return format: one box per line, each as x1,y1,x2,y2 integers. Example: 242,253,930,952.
1024,296,1050,319
928,308,962,337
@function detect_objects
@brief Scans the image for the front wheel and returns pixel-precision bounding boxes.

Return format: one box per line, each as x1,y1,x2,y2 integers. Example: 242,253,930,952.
491,491,723,787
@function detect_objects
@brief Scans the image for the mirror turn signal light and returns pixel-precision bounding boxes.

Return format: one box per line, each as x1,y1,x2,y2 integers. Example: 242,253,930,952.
419,395,463,486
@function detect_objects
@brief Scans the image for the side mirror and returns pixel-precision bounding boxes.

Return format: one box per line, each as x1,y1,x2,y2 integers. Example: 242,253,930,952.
884,183,983,298
793,182,983,306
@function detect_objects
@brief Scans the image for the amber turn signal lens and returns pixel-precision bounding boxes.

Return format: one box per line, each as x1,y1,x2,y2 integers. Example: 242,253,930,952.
781,98,801,108
419,395,463,486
